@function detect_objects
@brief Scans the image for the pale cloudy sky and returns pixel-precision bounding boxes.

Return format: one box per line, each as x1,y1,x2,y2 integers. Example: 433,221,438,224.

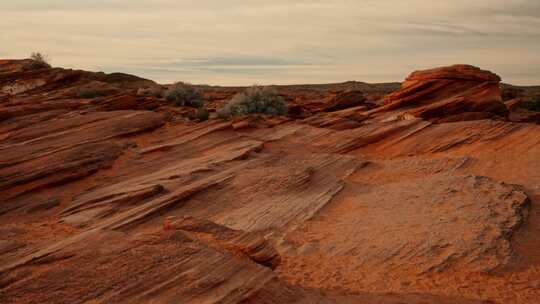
1,1,539,85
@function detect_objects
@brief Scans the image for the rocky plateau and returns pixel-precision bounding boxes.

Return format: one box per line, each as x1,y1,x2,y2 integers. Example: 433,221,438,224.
0,60,539,304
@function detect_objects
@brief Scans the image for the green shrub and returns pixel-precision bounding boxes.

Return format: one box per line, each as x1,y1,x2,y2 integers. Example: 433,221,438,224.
217,86,287,118
196,107,210,121
165,82,203,108
26,52,51,70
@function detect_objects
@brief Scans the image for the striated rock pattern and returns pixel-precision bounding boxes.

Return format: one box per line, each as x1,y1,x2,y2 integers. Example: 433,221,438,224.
373,64,509,122
322,89,367,112
0,60,539,304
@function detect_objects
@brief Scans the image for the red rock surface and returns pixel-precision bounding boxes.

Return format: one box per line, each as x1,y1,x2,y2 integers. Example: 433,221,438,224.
322,89,367,112
1,60,539,304
371,64,508,122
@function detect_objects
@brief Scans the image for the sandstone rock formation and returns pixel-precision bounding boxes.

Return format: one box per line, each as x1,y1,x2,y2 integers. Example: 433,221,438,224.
0,60,539,304
370,64,508,122
322,89,367,112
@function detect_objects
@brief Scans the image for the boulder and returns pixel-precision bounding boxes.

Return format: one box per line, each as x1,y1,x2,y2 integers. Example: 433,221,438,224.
323,89,366,112
374,65,508,122
504,98,524,111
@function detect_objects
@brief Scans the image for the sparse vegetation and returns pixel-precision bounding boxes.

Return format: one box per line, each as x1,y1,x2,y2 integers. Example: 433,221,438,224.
165,82,203,108
217,85,287,118
27,52,51,70
196,107,210,121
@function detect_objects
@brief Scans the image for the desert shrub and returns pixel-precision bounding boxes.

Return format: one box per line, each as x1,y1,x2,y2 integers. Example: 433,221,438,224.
520,98,540,112
26,52,51,70
216,86,287,118
216,107,231,119
165,82,203,108
196,107,210,121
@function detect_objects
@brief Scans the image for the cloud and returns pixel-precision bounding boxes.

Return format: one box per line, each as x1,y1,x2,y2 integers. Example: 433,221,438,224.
1,0,539,85
191,56,310,67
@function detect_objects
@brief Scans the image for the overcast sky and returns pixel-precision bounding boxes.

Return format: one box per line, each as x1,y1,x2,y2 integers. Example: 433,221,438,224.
1,1,539,85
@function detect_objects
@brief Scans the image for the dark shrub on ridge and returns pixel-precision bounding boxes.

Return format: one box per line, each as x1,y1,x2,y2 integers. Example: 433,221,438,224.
165,82,204,108
217,85,287,118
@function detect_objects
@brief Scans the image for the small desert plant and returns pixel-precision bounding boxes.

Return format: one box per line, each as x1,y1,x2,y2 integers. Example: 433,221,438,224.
27,52,51,70
196,107,210,121
216,85,287,118
165,82,203,108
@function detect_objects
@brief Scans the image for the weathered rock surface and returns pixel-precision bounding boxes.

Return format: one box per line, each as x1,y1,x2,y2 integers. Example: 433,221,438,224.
322,89,367,112
164,215,281,268
371,64,509,122
0,60,539,304
509,108,540,123
281,174,529,282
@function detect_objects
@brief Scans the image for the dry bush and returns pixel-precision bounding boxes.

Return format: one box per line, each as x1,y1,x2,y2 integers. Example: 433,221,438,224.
217,86,287,118
27,52,51,70
165,82,203,108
